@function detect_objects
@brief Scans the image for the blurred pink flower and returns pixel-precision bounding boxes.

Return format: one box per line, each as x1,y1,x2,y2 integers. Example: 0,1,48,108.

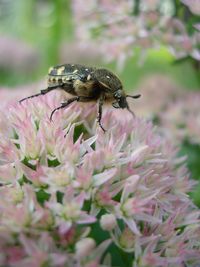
72,1,200,67
0,35,39,72
194,23,200,31
160,91,200,145
0,81,45,107
181,0,200,15
132,75,200,146
130,74,184,118
0,86,199,266
168,34,200,61
60,41,101,65
140,0,160,10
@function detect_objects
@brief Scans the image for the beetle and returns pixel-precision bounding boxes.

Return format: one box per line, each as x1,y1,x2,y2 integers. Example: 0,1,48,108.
19,63,141,132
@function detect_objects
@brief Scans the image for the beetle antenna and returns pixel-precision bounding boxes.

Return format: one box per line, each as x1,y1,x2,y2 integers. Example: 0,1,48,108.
126,94,141,99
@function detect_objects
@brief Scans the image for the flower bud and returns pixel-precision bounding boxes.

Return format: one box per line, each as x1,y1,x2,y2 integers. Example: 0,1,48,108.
100,214,117,231
75,238,96,259
119,228,135,249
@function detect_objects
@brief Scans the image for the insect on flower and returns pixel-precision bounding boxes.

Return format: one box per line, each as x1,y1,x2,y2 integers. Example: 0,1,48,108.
19,64,141,131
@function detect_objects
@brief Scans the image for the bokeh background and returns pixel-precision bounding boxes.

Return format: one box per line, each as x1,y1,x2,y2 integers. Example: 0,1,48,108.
0,0,200,205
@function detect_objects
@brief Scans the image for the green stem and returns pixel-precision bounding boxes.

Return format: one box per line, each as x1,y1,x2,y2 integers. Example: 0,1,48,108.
133,0,140,15
46,0,63,66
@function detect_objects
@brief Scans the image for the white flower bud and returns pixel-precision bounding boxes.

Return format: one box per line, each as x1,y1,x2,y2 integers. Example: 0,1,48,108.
119,228,135,249
75,238,96,259
100,214,117,231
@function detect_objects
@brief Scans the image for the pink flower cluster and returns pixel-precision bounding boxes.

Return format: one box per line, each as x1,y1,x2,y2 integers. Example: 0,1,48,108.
131,74,184,119
0,36,39,73
181,0,200,15
0,89,200,267
131,75,200,146
160,91,200,145
72,0,200,67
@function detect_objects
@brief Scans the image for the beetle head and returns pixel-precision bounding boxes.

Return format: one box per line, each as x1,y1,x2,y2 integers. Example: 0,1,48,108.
112,90,128,109
112,90,141,118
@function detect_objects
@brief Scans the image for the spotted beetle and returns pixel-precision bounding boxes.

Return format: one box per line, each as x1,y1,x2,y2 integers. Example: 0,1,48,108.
20,63,141,132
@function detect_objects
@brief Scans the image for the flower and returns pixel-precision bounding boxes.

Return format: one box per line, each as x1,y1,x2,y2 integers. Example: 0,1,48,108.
71,1,200,68
131,75,200,147
0,35,39,73
160,91,200,145
131,74,184,118
181,0,200,15
100,214,117,231
0,87,199,267
75,238,96,259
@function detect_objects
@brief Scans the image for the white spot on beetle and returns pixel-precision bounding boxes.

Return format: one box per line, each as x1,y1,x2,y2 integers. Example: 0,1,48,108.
106,75,110,79
73,69,78,74
87,74,91,80
48,67,54,74
57,66,65,75
65,77,70,81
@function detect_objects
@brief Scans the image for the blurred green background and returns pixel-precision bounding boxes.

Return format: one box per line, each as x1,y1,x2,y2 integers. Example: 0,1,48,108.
0,0,200,205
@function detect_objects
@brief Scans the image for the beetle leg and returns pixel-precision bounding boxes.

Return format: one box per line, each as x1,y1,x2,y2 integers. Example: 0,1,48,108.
19,84,64,103
97,94,106,132
50,96,79,121
50,95,106,132
50,95,95,121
